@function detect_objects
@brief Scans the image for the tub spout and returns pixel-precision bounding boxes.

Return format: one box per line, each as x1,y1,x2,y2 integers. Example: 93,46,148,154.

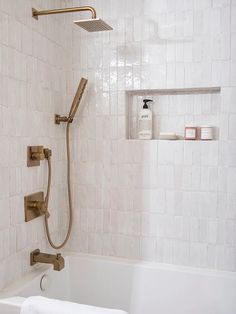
30,249,65,271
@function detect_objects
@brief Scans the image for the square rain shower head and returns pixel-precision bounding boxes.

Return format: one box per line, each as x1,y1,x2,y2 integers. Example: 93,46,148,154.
74,18,113,32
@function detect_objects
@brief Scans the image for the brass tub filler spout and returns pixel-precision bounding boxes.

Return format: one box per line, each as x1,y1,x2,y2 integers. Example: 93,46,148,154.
30,249,65,271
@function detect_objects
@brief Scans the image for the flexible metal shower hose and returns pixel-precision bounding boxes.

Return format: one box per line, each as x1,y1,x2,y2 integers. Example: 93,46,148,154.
44,122,73,249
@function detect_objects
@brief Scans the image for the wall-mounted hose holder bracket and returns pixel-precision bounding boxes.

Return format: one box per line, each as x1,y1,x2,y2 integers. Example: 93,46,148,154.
24,192,47,222
32,8,39,20
55,114,73,125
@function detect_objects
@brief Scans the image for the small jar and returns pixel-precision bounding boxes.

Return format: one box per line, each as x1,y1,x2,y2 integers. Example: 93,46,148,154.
200,126,213,140
185,126,197,140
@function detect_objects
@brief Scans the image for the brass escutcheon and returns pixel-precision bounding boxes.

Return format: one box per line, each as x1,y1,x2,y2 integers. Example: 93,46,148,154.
24,192,46,222
27,146,44,167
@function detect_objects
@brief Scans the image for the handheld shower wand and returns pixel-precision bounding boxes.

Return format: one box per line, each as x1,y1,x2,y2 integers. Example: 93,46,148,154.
45,78,88,249
55,78,88,124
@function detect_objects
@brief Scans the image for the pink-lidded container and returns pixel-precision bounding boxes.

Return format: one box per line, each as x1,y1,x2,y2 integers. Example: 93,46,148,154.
200,126,214,140
184,126,197,140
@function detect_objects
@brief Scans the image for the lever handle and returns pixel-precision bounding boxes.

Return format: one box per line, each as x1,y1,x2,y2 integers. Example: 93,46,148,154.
31,152,45,160
30,146,45,161
27,200,50,218
27,200,46,213
27,146,52,167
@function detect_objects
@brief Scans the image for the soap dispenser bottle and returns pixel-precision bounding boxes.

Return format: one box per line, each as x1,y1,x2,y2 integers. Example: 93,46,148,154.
138,99,153,140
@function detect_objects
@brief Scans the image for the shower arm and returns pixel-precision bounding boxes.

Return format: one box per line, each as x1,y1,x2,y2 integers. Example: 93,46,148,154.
32,6,97,20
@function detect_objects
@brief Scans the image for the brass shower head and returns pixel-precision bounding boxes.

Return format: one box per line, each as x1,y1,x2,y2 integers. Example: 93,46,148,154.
74,18,113,32
32,6,113,32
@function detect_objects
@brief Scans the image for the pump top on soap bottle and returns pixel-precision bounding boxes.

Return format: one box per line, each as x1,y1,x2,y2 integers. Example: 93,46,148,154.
138,99,153,140
143,99,153,109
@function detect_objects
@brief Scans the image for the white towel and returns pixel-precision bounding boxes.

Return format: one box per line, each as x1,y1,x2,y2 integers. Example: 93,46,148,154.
20,296,128,314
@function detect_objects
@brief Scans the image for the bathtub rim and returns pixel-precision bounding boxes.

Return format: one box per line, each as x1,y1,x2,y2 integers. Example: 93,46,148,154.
0,251,236,299
67,252,236,278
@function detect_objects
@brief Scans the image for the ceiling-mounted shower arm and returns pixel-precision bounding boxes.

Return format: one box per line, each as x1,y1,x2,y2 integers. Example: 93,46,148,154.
32,6,97,20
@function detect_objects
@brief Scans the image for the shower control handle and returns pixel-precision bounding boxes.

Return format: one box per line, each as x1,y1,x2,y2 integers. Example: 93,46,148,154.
24,192,46,222
31,147,45,161
27,146,52,167
27,200,47,215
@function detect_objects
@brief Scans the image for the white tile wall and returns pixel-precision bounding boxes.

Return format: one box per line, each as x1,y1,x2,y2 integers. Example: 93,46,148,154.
0,0,236,291
0,0,74,290
68,0,236,272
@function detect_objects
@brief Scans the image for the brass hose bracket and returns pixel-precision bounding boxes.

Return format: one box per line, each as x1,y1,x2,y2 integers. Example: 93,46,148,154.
55,114,73,125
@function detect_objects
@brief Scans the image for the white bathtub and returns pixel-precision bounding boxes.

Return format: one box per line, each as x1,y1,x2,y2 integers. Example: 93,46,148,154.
0,253,236,314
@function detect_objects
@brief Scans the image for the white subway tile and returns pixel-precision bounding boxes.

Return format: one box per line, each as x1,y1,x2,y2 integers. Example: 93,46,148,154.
190,242,207,267
163,239,173,263
0,198,10,230
229,114,236,139
0,11,8,45
227,167,236,193
208,219,218,243
141,213,159,236
173,240,190,265
140,236,156,261
207,244,217,268
0,229,10,260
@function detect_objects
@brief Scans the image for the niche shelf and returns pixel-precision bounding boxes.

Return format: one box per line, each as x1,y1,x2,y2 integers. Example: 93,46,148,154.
125,86,221,140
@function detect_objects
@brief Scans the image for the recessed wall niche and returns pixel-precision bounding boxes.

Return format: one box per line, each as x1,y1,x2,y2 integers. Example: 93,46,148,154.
126,87,221,140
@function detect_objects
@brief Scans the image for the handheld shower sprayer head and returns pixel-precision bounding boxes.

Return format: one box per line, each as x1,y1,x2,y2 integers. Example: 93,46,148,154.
68,77,88,121
55,78,88,125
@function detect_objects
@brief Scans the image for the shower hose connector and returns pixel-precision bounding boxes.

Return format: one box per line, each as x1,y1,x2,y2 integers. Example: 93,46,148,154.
55,114,73,125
